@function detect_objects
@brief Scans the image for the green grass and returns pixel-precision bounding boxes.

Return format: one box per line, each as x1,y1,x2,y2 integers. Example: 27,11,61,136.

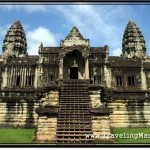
112,128,150,144
0,128,35,143
0,128,150,144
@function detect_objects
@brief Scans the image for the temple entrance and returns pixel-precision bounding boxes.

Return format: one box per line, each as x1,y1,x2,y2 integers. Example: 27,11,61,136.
70,67,78,79
63,50,85,79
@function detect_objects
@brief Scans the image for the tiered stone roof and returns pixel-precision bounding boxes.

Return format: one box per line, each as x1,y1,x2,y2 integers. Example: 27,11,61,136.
109,56,141,68
122,20,147,59
2,20,27,58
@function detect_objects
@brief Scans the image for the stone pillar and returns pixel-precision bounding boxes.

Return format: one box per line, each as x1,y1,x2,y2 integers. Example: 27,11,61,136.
85,58,89,79
89,88,103,108
91,111,113,143
37,65,44,87
33,112,57,143
140,67,147,90
33,85,59,143
89,85,114,143
34,67,38,88
59,59,63,79
2,67,8,89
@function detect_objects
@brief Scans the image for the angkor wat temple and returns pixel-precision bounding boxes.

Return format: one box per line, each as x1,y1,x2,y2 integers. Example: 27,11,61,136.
0,20,150,144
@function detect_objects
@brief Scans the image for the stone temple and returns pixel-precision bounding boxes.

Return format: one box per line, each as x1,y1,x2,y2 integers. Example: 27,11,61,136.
0,20,150,144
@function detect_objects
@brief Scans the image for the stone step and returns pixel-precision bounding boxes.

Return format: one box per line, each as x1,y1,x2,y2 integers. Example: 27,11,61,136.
56,139,93,143
61,92,88,94
57,115,91,118
57,117,91,120
57,127,92,130
61,89,87,91
58,111,90,114
57,124,92,127
61,84,87,87
57,79,92,143
59,105,90,107
57,134,89,137
58,108,90,110
60,94,89,96
59,99,89,101
59,102,89,104
59,100,89,102
57,131,92,133
59,102,90,104
61,88,88,91
60,96,89,98
57,118,91,120
58,117,91,120
59,104,90,106
57,120,91,123
58,108,90,112
60,95,89,101
57,112,91,115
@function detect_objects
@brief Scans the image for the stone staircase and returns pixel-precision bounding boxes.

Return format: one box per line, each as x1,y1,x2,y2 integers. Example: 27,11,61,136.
57,79,93,144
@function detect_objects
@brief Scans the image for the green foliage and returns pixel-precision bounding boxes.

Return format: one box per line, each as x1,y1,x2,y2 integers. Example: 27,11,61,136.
0,128,35,143
112,128,150,144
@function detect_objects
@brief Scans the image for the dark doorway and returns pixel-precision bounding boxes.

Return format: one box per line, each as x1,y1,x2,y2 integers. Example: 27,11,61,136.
70,67,78,79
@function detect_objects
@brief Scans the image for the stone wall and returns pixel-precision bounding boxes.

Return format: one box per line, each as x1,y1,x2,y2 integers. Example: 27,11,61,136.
108,99,150,128
0,99,39,128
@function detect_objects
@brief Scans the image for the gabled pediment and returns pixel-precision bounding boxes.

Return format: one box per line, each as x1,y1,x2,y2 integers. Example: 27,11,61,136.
61,26,89,47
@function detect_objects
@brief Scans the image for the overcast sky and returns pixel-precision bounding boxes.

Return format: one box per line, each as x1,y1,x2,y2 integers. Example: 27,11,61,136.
0,3,150,56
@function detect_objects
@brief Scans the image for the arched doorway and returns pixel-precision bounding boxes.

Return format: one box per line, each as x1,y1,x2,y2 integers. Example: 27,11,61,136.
63,50,85,79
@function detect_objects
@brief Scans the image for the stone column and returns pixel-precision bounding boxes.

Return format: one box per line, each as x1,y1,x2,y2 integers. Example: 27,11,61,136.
89,88,103,108
33,85,59,143
2,67,8,89
89,85,114,143
92,113,113,143
59,59,63,79
34,67,38,88
140,67,147,90
85,58,89,79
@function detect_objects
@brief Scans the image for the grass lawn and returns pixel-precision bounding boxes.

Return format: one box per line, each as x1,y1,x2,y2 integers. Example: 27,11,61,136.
112,128,150,144
0,128,35,143
0,128,150,144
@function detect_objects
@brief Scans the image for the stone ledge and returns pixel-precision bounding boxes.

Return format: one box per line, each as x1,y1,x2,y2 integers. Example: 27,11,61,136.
88,85,102,90
91,107,113,114
35,106,58,114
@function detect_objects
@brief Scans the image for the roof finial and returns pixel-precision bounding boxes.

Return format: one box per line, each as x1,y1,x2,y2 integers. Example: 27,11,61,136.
40,42,43,48
128,19,135,24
